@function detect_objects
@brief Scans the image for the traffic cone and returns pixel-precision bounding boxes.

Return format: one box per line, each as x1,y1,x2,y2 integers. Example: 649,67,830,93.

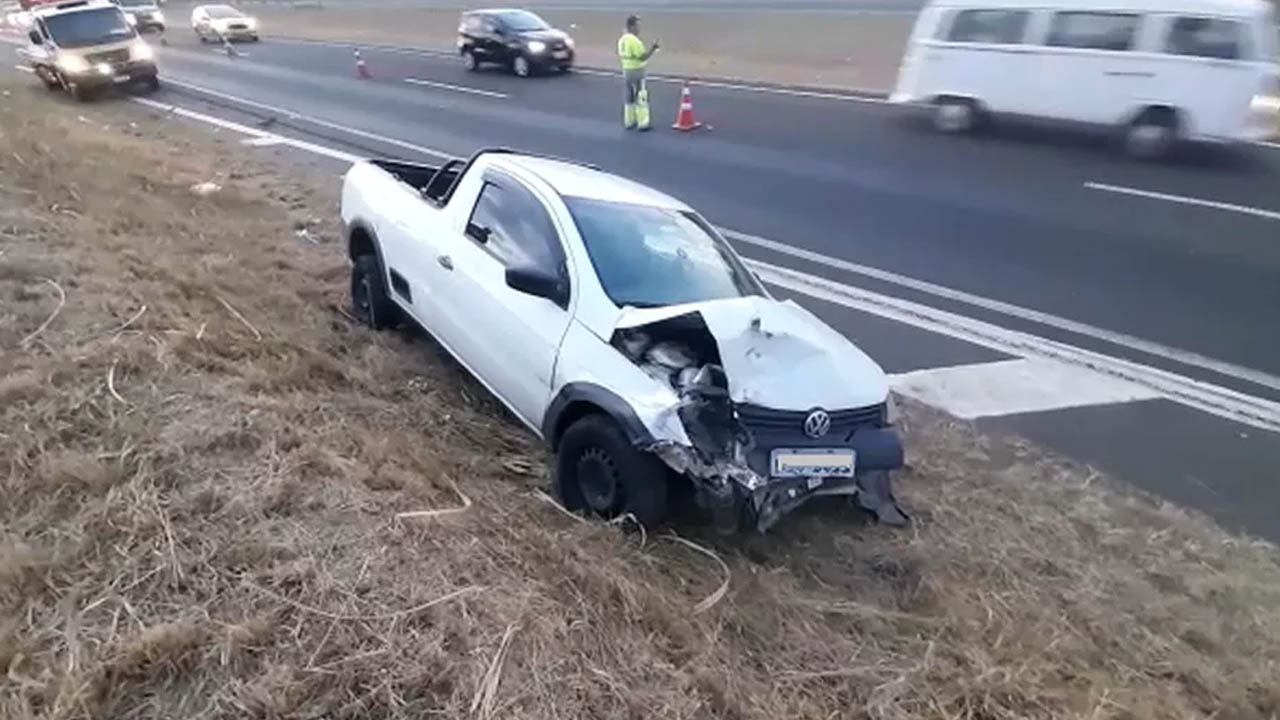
671,83,702,131
354,49,371,79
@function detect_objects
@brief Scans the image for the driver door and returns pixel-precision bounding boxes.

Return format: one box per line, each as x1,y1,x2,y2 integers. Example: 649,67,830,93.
430,172,574,428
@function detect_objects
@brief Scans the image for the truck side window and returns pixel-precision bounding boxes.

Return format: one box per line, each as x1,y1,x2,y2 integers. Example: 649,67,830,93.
1166,17,1244,60
946,9,1029,44
467,180,566,274
1047,12,1141,51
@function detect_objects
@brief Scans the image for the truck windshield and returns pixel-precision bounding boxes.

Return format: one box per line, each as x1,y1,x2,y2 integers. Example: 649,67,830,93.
496,10,548,32
565,197,764,309
43,7,133,48
204,5,243,18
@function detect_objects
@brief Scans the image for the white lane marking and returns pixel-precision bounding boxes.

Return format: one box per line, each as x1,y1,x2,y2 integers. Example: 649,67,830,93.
133,96,360,162
13,63,31,72
1084,181,1280,222
242,136,285,146
889,358,1160,419
403,77,507,98
157,76,454,160
723,227,1280,394
752,261,1280,434
107,94,1280,433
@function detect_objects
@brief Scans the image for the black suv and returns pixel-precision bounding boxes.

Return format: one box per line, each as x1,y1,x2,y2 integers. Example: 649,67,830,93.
457,8,575,77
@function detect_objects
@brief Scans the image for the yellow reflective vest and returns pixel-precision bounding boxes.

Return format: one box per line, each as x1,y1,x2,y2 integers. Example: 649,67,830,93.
618,32,646,71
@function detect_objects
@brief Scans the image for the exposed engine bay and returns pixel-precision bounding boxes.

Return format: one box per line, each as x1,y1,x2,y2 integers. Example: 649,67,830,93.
610,305,908,533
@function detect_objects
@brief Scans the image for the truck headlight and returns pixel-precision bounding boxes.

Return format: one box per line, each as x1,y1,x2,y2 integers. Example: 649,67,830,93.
125,13,137,25
57,54,89,73
152,10,164,23
132,41,154,60
526,40,546,53
96,62,112,75
564,36,575,48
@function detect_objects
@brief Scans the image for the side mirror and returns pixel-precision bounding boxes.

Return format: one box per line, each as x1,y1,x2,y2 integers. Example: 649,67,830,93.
28,29,42,45
465,221,491,244
505,265,567,307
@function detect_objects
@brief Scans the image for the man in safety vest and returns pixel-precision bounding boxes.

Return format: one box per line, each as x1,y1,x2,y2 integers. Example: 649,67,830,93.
618,15,659,131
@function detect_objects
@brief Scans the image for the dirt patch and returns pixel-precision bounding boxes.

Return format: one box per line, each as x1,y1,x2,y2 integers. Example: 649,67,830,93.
3,80,1280,719
236,6,915,92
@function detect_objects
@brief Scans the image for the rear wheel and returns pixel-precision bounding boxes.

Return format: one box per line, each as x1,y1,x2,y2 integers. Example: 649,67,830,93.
512,55,531,78
933,97,978,134
554,414,669,528
350,254,397,330
1124,108,1178,161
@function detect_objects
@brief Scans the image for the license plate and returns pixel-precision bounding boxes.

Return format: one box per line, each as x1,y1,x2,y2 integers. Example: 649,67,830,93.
553,50,568,58
112,75,131,84
770,449,855,478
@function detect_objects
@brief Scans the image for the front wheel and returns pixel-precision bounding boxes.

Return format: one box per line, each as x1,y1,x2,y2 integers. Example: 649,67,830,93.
461,49,477,71
553,414,669,528
512,55,531,78
142,75,160,93
1124,109,1178,161
350,254,398,330
933,97,978,134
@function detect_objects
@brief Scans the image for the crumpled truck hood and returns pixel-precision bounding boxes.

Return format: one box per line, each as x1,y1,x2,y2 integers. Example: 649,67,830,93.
615,296,889,411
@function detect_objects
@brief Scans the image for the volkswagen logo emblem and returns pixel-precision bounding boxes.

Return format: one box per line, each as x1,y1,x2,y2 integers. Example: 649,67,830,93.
803,409,831,439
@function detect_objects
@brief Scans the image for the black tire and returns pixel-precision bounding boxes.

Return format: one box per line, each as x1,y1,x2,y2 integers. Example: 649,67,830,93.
461,49,478,71
143,75,160,93
68,81,92,103
554,414,669,528
350,254,397,330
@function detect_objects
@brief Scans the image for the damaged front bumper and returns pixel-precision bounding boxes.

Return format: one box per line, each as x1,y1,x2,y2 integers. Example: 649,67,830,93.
650,424,907,534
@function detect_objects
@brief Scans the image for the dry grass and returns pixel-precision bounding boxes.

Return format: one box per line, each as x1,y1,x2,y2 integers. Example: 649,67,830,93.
2,80,1280,719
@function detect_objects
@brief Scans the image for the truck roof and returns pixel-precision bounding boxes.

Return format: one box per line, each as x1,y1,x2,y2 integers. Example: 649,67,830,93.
505,155,691,211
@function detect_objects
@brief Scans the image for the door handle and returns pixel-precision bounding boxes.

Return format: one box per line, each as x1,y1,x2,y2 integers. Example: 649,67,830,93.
437,254,453,270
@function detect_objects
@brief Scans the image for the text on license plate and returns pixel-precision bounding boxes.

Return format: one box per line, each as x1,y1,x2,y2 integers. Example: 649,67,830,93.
770,449,855,478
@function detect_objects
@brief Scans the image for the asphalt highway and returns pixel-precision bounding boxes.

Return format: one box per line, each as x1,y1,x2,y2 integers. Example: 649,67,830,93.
7,31,1280,538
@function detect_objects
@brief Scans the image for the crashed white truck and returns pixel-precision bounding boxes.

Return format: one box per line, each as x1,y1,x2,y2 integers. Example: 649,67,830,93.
340,148,907,533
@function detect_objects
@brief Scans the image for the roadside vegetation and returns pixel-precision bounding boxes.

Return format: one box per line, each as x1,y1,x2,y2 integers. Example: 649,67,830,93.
2,80,1280,719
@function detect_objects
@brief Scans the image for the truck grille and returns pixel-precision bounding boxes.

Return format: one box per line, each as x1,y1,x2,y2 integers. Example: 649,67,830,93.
227,22,248,30
736,404,884,434
86,49,129,64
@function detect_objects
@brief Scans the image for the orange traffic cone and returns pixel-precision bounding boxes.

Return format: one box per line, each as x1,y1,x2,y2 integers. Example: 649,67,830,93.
671,83,702,131
354,49,371,79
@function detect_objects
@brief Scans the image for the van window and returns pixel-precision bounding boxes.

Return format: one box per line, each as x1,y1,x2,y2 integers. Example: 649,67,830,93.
1166,17,1244,60
1047,12,1141,51
945,9,1030,44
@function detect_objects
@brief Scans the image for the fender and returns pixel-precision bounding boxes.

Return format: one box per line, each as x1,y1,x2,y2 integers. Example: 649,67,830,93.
542,382,656,450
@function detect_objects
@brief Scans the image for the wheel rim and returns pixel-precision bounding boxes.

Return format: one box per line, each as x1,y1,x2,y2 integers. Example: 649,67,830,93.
352,271,373,323
936,103,972,132
463,52,476,69
576,447,621,514
1128,124,1170,157
514,57,529,76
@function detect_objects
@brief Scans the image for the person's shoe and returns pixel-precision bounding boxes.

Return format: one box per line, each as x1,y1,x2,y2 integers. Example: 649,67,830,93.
624,124,637,131
637,125,652,132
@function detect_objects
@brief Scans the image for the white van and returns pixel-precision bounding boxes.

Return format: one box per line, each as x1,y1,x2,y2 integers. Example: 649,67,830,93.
890,0,1280,156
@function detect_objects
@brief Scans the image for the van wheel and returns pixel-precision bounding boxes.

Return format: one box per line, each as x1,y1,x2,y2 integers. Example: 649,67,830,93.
933,97,978,133
553,414,669,528
1125,108,1178,160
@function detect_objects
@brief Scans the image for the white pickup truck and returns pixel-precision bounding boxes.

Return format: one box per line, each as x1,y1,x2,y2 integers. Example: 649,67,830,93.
340,149,907,533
